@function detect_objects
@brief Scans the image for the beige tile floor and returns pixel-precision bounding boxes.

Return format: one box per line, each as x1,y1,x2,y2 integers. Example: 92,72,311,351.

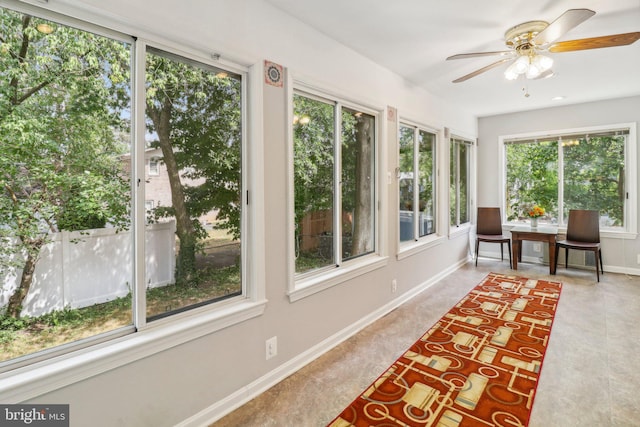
213,260,640,427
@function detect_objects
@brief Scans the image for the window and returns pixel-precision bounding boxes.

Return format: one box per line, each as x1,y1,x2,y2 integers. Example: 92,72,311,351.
293,91,376,276
450,137,472,227
0,4,251,371
399,123,436,243
0,7,134,366
148,156,160,176
502,125,633,231
144,47,243,320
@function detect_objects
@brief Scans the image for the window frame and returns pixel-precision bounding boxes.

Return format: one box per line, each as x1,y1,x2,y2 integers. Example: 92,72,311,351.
0,1,266,400
449,134,475,237
139,43,248,325
287,83,386,302
498,122,637,238
397,119,440,255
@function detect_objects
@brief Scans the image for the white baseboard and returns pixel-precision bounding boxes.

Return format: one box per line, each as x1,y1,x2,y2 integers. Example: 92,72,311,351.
594,264,640,276
478,249,640,277
177,259,467,427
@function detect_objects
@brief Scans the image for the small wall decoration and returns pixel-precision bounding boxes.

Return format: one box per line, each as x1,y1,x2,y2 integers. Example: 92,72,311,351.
264,60,284,87
387,106,397,122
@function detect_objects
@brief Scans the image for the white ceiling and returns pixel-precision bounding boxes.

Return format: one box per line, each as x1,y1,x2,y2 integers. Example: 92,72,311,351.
265,0,640,117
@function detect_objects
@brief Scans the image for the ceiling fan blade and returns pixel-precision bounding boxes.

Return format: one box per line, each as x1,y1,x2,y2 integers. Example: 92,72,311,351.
533,8,595,46
447,51,513,60
452,57,513,83
549,32,640,53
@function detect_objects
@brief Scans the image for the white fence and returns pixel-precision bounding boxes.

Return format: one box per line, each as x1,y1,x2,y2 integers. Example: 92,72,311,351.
1,222,175,317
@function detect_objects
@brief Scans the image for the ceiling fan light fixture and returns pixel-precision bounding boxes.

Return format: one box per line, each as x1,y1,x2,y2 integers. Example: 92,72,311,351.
526,54,553,78
449,9,639,84
533,54,554,72
525,63,542,79
504,53,554,80
513,56,530,73
504,63,520,80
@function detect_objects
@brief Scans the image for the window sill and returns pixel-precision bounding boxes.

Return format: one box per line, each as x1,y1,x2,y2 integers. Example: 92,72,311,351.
289,255,389,302
397,235,445,260
449,223,471,239
0,298,267,403
600,230,637,240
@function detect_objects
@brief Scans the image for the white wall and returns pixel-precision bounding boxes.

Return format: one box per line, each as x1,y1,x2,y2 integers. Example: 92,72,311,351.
478,95,640,273
0,0,476,425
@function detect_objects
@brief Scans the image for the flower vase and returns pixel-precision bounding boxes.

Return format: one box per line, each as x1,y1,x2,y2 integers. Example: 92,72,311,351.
531,217,538,228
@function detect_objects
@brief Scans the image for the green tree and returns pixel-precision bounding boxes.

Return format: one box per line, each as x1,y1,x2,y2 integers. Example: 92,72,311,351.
563,136,624,225
292,95,335,228
505,140,558,221
0,11,131,317
505,136,624,226
145,50,242,285
341,108,374,258
398,125,414,214
293,95,374,266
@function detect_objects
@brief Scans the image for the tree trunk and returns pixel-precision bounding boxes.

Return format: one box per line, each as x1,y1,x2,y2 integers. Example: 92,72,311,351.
6,247,39,318
149,99,197,285
4,182,47,318
351,116,373,256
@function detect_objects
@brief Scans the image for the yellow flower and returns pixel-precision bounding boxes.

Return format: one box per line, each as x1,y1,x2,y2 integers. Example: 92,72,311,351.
528,205,545,218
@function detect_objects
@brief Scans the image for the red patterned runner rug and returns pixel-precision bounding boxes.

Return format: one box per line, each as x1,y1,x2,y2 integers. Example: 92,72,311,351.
328,273,562,427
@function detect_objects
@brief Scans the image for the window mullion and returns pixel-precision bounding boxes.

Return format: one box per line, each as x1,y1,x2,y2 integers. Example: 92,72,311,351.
334,103,342,266
133,40,147,330
557,137,564,227
455,142,461,226
624,134,630,232
413,128,420,240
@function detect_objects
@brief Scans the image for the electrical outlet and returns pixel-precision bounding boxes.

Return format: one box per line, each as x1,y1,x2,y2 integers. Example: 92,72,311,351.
533,243,542,253
637,254,640,264
391,279,397,293
266,336,277,360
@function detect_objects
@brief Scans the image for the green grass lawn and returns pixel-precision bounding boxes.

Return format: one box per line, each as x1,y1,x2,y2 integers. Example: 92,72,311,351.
0,264,240,363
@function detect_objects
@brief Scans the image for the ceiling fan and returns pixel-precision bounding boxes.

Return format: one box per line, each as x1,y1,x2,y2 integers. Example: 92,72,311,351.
447,8,640,83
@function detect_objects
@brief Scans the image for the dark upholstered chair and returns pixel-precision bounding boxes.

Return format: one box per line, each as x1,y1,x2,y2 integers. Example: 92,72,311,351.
475,207,511,268
554,209,603,282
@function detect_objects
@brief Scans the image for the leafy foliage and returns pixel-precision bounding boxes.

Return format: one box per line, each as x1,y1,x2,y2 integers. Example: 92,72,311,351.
292,95,375,270
505,140,558,222
145,50,242,285
399,125,414,212
563,136,624,225
505,135,625,226
450,139,471,225
292,94,335,225
1,6,245,320
418,130,436,226
0,10,131,316
399,126,436,240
